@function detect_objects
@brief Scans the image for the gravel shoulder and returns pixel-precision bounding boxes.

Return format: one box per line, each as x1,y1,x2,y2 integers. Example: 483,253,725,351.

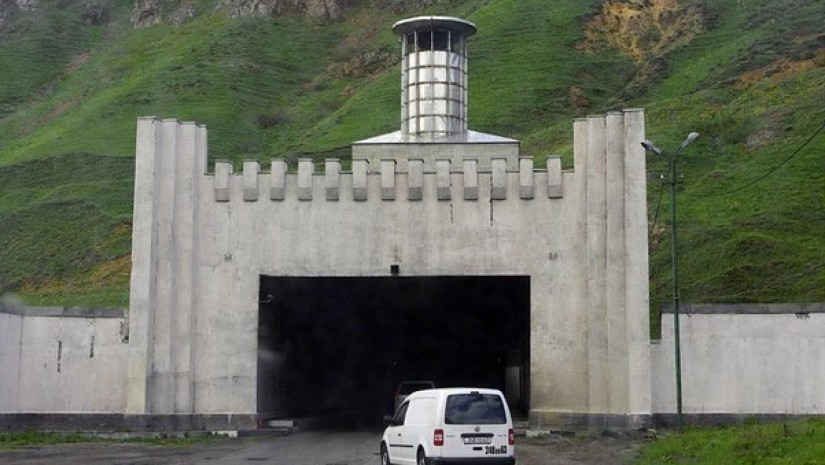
516,433,645,465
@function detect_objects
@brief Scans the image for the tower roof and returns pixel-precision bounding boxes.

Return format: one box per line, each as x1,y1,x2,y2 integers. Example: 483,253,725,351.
392,16,477,37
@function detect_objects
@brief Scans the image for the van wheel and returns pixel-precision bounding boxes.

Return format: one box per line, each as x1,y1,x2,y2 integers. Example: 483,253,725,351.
380,443,392,465
417,449,427,465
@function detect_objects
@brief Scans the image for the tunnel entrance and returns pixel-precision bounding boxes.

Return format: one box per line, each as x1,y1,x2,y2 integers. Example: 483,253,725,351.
257,275,530,426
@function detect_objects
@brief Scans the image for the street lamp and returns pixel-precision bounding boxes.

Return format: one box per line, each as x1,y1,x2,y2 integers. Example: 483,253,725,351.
641,131,699,429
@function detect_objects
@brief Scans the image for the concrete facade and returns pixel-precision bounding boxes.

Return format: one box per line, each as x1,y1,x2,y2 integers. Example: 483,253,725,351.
0,304,127,413
123,108,653,430
653,304,825,417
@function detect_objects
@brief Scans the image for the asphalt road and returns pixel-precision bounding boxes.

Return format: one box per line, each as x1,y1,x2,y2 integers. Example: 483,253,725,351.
0,430,643,465
0,431,381,465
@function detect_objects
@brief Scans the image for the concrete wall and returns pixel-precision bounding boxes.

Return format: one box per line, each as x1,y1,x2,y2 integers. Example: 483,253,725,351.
653,304,825,415
127,111,652,429
0,305,128,413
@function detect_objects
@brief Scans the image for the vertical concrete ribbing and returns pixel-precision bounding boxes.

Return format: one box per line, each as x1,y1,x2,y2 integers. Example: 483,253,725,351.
623,109,652,423
150,119,180,413
565,118,589,413
190,124,207,412
586,115,608,420
605,112,628,415
172,122,199,413
126,117,161,414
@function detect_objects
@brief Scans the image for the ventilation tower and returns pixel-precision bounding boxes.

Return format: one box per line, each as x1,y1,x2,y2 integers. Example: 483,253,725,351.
353,16,518,170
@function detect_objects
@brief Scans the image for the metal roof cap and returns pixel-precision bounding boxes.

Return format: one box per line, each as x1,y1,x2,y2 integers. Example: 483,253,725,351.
392,16,477,37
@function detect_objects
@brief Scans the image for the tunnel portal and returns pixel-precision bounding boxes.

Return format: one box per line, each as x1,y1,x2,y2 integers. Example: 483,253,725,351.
257,275,530,426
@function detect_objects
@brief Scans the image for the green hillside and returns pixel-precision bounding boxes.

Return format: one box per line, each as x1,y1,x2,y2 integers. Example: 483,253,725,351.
0,0,823,328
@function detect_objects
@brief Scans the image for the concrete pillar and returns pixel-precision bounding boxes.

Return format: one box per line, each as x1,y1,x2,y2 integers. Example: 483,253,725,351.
149,118,181,414
585,115,608,421
128,118,205,415
623,108,651,425
172,122,202,413
190,123,207,413
126,117,162,414
605,112,628,415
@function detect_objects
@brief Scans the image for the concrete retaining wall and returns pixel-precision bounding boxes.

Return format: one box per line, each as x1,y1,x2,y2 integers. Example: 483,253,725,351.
652,304,825,415
0,304,128,413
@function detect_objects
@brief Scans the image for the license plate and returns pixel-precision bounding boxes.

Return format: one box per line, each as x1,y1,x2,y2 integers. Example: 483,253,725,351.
463,436,492,445
485,445,508,455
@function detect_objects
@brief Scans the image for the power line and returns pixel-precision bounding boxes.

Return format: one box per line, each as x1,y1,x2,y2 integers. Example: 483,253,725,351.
690,119,825,198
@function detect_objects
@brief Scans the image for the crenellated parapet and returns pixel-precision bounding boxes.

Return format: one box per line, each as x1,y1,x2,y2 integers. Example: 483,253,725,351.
210,156,566,203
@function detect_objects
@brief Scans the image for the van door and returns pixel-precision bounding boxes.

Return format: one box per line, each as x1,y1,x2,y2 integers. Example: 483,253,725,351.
440,392,512,460
386,401,414,464
402,396,437,463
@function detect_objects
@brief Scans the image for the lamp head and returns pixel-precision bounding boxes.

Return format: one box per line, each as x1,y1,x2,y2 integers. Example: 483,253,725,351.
640,139,662,156
680,132,700,149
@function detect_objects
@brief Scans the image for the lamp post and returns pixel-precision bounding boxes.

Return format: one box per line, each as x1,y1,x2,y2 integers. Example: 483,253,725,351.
641,132,699,429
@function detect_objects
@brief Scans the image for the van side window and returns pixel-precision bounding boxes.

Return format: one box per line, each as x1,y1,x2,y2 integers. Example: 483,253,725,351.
393,401,409,425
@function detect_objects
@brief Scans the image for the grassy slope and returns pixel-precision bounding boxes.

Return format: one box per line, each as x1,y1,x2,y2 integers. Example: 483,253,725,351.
640,0,825,331
0,0,822,313
634,418,825,465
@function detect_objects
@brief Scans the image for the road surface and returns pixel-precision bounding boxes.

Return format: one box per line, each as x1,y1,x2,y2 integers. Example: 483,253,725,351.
0,430,643,465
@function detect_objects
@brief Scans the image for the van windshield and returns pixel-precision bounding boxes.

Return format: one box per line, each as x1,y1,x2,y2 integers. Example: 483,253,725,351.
444,393,507,425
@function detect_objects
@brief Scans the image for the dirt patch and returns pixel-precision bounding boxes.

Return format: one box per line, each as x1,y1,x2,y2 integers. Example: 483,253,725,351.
734,48,825,88
516,433,645,465
578,0,705,65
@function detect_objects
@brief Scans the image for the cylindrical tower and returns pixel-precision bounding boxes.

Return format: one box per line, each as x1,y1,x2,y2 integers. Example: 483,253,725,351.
392,16,477,138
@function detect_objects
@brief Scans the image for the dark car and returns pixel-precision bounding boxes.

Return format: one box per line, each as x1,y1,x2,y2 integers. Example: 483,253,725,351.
393,380,436,413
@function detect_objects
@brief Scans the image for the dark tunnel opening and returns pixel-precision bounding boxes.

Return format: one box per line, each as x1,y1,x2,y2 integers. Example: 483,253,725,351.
257,275,530,428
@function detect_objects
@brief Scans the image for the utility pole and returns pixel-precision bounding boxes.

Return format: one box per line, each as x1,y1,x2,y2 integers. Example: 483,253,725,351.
641,132,699,429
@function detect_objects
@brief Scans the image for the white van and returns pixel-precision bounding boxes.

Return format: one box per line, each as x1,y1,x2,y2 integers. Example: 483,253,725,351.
380,388,515,465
